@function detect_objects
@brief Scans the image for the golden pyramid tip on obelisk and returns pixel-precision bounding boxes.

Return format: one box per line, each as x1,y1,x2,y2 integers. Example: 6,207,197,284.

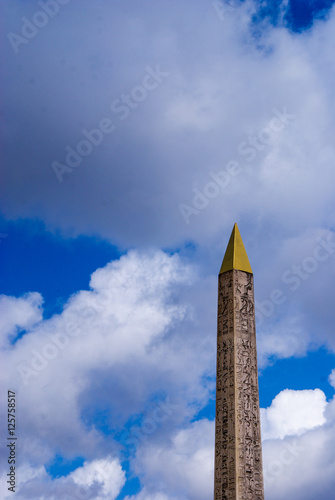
219,223,253,275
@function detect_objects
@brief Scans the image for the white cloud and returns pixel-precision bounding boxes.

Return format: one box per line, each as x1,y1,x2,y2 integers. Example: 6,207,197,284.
69,457,125,500
0,464,46,500
262,396,335,500
0,293,43,348
130,419,215,500
0,250,216,496
257,314,308,367
261,389,327,440
0,458,125,500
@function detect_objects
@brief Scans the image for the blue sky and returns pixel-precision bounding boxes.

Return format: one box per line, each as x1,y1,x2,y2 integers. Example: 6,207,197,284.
1,1,335,499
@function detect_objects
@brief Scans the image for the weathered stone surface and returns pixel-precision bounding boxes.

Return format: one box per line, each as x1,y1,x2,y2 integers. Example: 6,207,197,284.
214,269,264,500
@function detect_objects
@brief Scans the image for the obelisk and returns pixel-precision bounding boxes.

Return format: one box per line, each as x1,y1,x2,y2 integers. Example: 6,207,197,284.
214,223,264,500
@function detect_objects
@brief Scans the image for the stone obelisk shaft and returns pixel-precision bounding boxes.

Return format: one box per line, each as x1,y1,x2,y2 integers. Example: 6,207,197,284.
214,226,264,500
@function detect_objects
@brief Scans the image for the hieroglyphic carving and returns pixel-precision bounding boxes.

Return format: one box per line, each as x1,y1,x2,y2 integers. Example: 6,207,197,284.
214,270,264,500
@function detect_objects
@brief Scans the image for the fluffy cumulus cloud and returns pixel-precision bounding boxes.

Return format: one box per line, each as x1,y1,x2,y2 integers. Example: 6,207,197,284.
0,250,216,497
262,391,335,500
0,293,43,348
0,457,125,500
69,457,126,500
261,388,327,440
